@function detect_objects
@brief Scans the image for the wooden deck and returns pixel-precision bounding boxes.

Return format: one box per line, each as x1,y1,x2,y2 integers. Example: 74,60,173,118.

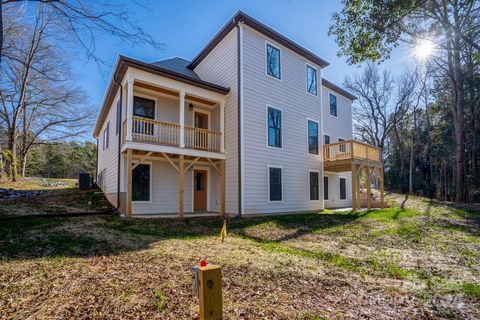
323,140,384,212
323,140,382,172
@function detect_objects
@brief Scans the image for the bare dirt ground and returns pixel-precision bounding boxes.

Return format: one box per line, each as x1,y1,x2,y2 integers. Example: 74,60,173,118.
0,187,479,319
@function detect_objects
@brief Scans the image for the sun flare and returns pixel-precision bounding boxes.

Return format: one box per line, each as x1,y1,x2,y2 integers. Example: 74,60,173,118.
413,39,436,60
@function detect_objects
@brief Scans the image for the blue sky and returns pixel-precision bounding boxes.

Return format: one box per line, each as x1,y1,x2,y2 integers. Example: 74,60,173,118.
74,0,415,111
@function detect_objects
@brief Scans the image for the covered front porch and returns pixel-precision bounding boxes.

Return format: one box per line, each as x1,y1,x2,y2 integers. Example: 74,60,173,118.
121,148,225,218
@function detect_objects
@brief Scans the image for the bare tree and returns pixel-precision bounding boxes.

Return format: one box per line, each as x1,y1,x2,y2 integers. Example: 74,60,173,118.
1,0,163,65
344,63,418,157
1,5,93,180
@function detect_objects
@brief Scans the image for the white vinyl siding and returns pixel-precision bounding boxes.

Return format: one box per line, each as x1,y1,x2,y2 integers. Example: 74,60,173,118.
194,29,238,214
242,25,323,214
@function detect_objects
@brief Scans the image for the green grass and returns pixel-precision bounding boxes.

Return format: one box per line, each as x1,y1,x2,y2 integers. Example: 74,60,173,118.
462,282,480,299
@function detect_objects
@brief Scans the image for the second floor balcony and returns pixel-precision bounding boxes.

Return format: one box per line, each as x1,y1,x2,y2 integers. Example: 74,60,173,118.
323,140,382,171
119,69,227,157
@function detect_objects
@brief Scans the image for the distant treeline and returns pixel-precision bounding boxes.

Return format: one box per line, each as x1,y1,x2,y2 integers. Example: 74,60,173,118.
25,141,96,179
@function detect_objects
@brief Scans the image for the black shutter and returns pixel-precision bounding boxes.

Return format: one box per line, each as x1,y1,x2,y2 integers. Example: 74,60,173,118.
340,178,346,200
324,176,329,200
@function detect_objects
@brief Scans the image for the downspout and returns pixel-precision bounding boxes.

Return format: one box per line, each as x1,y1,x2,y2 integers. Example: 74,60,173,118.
113,77,122,212
236,20,243,217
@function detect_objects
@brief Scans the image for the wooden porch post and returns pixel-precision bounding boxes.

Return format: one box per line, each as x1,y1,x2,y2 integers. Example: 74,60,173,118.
178,155,185,218
220,102,225,153
220,159,225,216
126,149,132,218
379,166,385,208
179,91,185,148
351,163,357,213
126,78,134,141
356,166,361,210
366,165,372,210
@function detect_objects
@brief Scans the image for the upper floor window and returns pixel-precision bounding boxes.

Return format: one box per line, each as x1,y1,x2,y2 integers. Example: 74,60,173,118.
134,96,155,119
329,93,337,117
266,43,281,79
267,107,282,148
269,166,282,201
308,120,319,154
324,134,331,145
306,65,317,95
103,122,109,150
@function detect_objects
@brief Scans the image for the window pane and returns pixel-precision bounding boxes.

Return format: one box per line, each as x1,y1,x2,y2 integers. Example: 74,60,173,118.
329,94,337,116
324,135,330,145
308,120,318,154
268,107,282,148
307,66,317,95
269,167,282,201
310,172,319,201
134,97,155,119
132,164,150,201
267,44,281,79
340,178,346,200
324,176,329,200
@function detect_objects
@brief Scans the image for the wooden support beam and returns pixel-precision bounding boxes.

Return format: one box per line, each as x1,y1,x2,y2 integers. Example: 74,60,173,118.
351,163,357,213
356,166,361,210
379,166,385,208
126,149,132,219
366,165,372,210
185,157,201,172
206,158,222,175
220,159,225,217
162,152,180,172
132,151,153,170
178,155,184,218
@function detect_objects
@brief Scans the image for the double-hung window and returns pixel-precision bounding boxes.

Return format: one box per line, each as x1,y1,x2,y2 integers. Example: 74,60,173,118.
329,93,337,117
340,177,347,200
133,96,155,135
324,134,331,145
267,107,282,148
309,171,319,201
308,120,319,154
269,166,282,201
132,163,151,202
266,44,281,79
306,65,317,95
116,99,121,136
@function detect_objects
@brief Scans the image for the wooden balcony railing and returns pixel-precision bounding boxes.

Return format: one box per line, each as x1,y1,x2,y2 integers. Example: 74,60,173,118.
185,126,222,152
324,140,381,163
127,116,222,153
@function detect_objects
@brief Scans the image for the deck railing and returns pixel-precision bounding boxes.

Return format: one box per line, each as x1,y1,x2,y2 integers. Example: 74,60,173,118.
128,116,222,152
324,140,381,163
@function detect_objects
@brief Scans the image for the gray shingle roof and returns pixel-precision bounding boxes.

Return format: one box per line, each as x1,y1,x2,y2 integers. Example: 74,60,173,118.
150,57,200,81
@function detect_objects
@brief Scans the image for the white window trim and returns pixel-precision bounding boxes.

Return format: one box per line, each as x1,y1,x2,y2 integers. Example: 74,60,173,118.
323,134,331,145
339,175,347,200
267,165,283,203
328,92,338,118
266,105,283,150
191,108,211,130
191,165,211,212
306,118,320,156
308,169,321,202
305,63,318,96
133,92,158,120
265,41,282,81
131,160,153,204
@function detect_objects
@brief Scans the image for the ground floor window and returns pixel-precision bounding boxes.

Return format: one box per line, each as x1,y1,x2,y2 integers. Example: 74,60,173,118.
309,171,319,200
132,163,151,202
340,177,346,200
269,166,282,201
324,176,329,200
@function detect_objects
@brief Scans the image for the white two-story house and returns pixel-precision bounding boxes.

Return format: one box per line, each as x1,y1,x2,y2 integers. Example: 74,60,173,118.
93,11,383,218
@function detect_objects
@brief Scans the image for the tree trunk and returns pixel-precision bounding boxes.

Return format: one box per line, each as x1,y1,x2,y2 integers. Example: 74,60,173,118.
409,110,416,194
20,153,27,177
8,131,17,182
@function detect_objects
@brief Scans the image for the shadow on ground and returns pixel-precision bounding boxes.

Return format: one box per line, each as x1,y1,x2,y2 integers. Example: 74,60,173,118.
0,210,365,261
